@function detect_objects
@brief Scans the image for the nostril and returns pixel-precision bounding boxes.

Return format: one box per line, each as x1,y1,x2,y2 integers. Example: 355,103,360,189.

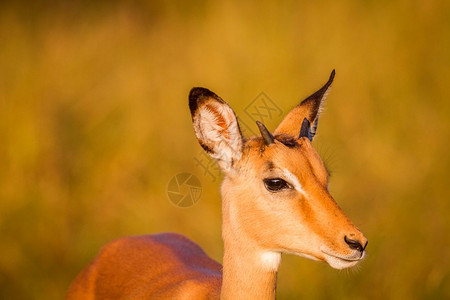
344,236,364,252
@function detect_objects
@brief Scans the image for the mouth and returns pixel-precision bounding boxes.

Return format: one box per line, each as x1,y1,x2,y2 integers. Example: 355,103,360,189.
320,247,365,270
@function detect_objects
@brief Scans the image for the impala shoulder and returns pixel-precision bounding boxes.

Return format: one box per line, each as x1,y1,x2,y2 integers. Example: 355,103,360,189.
152,278,220,300
99,233,189,252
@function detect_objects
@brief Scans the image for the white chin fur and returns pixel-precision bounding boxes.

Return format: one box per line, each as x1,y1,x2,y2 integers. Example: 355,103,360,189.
320,246,364,269
323,254,360,269
291,250,359,269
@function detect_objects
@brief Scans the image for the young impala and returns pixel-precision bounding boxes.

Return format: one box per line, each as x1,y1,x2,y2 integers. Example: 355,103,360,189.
67,70,367,299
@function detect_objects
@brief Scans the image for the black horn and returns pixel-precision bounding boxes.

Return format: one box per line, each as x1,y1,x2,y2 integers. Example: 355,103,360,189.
299,118,312,141
256,121,274,146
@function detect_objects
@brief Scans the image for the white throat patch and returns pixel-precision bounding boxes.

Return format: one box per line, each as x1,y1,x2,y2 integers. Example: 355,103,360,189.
260,251,281,271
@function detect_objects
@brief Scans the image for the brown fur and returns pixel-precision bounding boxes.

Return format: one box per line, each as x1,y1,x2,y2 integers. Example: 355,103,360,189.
66,233,222,300
67,73,367,300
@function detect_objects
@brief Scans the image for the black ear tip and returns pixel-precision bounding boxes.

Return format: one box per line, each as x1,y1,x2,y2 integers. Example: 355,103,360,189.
189,87,211,99
328,69,335,85
318,69,335,93
189,87,218,115
189,87,204,114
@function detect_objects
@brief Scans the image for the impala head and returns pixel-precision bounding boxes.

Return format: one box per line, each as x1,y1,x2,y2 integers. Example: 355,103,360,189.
189,70,367,270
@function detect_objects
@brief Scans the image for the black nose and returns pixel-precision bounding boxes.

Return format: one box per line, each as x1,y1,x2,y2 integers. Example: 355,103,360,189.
344,236,366,252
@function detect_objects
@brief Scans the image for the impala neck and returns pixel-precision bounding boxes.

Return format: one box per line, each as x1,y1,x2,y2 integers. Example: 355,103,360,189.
220,187,281,300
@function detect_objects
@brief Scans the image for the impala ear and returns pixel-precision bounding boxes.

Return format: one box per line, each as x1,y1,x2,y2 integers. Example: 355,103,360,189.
274,70,335,140
189,87,243,172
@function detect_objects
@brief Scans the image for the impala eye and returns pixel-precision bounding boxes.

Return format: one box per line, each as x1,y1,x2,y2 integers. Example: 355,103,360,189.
263,178,291,192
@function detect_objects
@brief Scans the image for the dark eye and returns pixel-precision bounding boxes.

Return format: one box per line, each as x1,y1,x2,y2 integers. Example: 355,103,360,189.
263,178,291,192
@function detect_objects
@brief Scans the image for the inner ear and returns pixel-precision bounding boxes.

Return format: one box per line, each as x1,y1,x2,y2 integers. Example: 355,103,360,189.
189,87,243,171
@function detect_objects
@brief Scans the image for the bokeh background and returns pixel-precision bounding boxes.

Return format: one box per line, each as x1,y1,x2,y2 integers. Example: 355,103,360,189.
1,0,449,299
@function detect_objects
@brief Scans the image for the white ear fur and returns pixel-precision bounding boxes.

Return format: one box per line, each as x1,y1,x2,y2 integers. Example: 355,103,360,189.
191,92,243,172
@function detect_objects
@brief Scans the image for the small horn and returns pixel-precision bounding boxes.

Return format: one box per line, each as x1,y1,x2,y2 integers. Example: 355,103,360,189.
299,118,312,141
256,121,274,146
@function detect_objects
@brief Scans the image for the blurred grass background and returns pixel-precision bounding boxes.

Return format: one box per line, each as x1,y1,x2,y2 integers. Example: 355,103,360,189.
1,0,449,299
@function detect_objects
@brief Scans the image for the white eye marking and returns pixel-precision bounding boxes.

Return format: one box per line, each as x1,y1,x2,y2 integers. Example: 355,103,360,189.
282,168,306,195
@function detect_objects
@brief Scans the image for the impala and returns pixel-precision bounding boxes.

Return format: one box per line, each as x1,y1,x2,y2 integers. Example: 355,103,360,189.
66,70,368,299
